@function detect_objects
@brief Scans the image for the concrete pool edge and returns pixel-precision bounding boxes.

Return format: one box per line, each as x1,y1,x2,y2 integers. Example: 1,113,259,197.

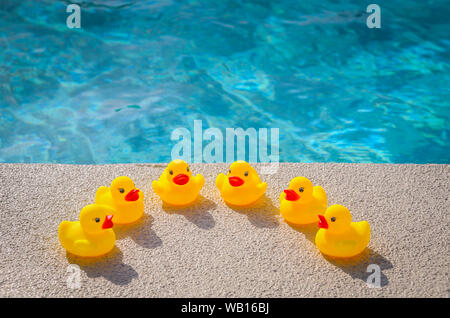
0,163,448,297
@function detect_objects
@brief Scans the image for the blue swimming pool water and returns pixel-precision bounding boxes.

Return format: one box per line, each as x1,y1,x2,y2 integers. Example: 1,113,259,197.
0,0,449,164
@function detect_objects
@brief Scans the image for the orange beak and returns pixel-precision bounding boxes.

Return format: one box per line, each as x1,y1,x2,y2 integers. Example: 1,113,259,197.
102,215,114,229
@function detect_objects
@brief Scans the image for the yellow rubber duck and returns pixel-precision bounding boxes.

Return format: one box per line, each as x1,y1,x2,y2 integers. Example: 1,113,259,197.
315,204,371,258
58,204,115,257
95,176,144,224
279,177,327,225
152,159,205,206
215,161,267,206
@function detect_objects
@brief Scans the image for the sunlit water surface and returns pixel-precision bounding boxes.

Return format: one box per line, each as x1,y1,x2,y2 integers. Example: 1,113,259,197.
0,0,449,163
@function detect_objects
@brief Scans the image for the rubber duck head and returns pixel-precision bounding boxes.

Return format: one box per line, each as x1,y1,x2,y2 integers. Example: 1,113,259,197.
318,204,352,234
79,204,114,235
164,159,193,187
226,161,261,189
283,177,314,204
110,176,140,203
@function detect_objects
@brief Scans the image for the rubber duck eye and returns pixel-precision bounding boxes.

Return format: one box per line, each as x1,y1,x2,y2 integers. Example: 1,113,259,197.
118,188,125,193
299,187,304,192
228,170,231,174
331,217,336,222
244,171,248,177
169,170,173,175
187,167,189,172
95,218,100,223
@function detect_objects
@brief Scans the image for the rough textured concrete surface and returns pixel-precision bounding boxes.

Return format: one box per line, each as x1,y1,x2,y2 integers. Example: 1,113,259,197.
0,163,448,298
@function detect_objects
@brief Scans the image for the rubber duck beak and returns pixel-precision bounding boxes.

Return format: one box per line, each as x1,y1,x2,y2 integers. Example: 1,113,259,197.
102,215,114,229
173,174,189,185
318,215,328,229
284,189,300,201
125,189,140,201
229,176,244,187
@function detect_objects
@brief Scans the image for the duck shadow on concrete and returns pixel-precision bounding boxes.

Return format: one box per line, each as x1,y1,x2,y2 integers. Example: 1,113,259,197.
162,195,216,230
114,214,162,249
226,195,280,228
288,222,317,243
321,248,393,287
288,223,392,287
66,247,138,286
